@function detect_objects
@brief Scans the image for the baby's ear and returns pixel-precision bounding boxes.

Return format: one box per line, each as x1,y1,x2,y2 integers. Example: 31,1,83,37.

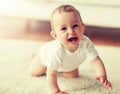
50,31,57,39
82,23,86,33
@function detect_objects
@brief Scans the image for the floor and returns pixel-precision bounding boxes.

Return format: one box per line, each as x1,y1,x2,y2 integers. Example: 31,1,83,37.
0,36,120,94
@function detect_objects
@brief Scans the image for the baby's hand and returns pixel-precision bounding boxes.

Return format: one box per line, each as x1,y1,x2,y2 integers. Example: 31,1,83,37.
56,91,69,94
96,75,112,89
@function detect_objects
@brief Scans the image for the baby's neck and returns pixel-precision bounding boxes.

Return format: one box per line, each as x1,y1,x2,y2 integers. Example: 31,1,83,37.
64,45,79,52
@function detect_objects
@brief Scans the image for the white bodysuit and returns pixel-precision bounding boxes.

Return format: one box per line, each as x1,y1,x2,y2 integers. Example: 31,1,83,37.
38,36,98,72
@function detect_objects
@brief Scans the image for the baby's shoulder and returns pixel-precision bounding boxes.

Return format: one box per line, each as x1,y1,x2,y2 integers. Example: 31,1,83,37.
46,40,62,49
40,40,63,54
79,36,94,49
82,36,91,42
79,36,90,45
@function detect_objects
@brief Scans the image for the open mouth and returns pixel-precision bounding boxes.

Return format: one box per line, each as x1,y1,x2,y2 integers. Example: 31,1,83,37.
68,37,78,42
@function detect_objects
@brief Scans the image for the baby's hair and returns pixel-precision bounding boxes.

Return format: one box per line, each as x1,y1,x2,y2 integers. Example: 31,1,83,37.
50,4,83,31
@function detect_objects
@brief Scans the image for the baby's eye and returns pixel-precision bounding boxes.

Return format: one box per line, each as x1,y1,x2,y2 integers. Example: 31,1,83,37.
61,27,67,31
72,24,79,28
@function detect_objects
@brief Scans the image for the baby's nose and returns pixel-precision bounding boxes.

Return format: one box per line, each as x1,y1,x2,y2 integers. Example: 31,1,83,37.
68,28,75,34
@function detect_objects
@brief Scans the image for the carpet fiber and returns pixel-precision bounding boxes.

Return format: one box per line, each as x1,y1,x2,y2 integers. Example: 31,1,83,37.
0,39,120,94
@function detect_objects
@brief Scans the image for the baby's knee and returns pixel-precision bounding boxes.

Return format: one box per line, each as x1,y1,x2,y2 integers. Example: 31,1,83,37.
29,71,45,77
62,69,79,78
28,68,46,77
62,72,79,78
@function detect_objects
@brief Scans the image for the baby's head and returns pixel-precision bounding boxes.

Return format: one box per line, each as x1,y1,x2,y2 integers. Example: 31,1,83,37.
50,5,83,31
50,5,86,52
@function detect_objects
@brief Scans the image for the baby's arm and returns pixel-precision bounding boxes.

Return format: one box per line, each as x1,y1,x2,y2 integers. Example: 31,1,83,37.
90,56,112,89
46,68,68,94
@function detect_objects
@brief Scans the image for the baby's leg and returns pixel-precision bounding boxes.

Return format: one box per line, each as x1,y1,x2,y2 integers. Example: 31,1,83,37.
29,54,46,77
62,68,79,78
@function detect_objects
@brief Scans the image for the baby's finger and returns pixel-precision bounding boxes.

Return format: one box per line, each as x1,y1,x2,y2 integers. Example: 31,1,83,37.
95,77,104,84
103,80,107,85
95,77,100,81
107,81,112,89
103,80,112,89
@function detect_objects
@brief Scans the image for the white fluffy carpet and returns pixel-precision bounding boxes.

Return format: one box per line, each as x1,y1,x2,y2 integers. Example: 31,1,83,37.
0,39,120,94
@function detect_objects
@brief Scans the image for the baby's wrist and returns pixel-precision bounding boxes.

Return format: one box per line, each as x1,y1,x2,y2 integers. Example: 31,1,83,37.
98,75,107,79
50,88,60,94
47,85,60,94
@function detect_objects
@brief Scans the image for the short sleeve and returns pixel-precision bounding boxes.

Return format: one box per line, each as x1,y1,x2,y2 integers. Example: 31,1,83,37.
38,40,63,71
85,37,98,60
46,51,62,71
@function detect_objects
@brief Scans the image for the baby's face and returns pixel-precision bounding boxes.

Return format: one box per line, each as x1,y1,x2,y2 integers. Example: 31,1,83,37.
51,12,85,52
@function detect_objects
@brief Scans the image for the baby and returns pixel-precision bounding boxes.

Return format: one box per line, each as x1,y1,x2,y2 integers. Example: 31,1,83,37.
29,4,112,94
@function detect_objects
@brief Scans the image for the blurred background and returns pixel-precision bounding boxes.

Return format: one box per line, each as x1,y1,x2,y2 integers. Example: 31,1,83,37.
0,0,120,46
